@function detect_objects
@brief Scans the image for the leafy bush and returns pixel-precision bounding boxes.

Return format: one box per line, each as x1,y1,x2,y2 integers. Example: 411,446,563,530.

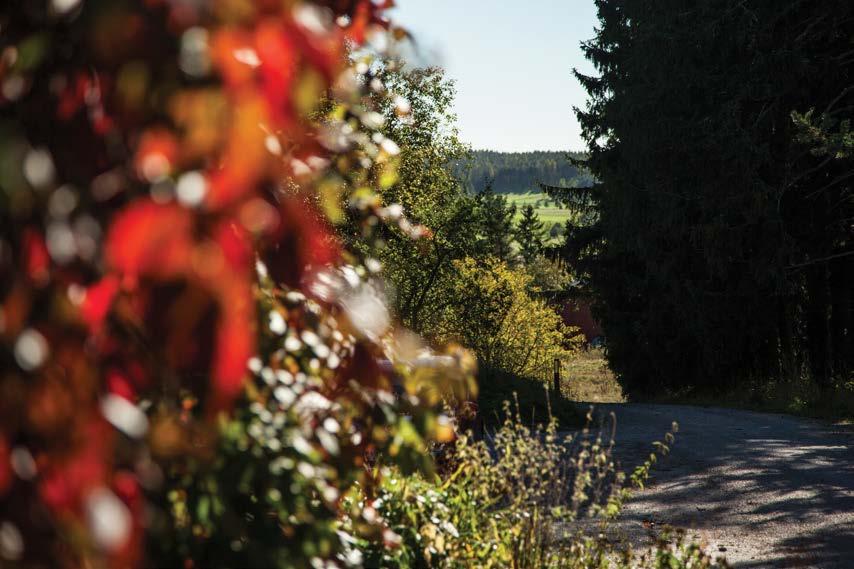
355,407,728,568
145,284,476,568
525,254,573,292
437,258,580,378
0,2,473,567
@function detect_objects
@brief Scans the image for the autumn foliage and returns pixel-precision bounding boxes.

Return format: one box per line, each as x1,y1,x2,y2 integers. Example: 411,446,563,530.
0,1,473,567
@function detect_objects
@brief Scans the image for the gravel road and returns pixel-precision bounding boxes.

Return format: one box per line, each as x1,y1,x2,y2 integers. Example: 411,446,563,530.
579,403,854,568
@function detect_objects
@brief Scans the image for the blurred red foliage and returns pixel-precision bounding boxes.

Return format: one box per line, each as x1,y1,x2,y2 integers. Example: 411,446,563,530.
0,1,394,566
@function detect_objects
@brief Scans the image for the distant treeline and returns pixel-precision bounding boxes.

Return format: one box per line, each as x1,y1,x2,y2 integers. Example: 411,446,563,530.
454,150,594,194
558,0,854,399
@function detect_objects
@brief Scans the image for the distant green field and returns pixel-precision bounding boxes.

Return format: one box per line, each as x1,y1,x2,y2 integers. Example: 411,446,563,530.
506,192,572,230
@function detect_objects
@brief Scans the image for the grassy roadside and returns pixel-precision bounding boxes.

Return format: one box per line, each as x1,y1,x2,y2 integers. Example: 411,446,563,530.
476,366,585,429
556,348,854,423
474,350,623,431
645,380,854,424
477,346,853,427
561,348,625,403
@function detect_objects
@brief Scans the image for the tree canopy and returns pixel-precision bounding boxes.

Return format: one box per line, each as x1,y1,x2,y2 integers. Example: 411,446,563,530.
563,0,854,397
368,66,575,380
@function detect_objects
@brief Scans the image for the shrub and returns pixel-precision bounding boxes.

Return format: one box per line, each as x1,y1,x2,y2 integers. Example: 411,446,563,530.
525,254,573,292
437,258,579,379
0,2,473,567
355,407,729,568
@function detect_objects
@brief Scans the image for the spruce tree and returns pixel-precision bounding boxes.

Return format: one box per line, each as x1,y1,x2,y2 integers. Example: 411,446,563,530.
515,204,546,264
570,0,854,397
474,185,516,262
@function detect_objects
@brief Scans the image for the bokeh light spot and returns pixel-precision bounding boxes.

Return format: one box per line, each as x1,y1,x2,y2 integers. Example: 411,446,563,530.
14,329,49,372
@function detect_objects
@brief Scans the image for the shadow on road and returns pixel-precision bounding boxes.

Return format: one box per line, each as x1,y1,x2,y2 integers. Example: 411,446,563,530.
575,404,854,568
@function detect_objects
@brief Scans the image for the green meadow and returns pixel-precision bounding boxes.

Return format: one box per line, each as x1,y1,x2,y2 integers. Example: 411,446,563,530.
506,191,572,229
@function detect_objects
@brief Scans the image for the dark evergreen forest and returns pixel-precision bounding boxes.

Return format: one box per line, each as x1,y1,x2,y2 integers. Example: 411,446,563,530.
550,0,854,399
455,150,593,194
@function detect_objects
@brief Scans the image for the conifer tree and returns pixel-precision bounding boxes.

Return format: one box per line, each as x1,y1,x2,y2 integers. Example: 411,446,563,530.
570,0,854,397
474,184,517,262
515,204,546,264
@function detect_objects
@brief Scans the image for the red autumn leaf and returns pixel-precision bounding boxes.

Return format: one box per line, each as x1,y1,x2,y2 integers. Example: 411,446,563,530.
211,220,253,273
23,227,50,286
210,283,254,412
93,113,116,136
344,0,373,44
204,223,255,412
82,276,121,332
110,471,144,569
106,202,256,412
105,200,194,281
39,417,114,515
104,364,150,402
0,436,12,496
56,73,90,121
255,20,297,120
287,18,342,85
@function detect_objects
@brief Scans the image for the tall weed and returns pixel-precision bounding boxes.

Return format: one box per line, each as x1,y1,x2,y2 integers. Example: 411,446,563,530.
353,403,729,568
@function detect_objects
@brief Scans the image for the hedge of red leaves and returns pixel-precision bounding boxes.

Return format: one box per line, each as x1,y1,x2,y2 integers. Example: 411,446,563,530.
0,1,473,567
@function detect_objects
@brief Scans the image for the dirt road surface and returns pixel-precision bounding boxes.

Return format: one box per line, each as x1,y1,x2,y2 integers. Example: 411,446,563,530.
581,403,854,568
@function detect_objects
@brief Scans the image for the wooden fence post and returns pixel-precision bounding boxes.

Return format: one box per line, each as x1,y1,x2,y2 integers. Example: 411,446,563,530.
553,358,561,398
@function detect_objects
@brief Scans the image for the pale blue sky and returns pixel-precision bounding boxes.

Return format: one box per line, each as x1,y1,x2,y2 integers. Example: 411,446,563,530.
390,1,598,152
